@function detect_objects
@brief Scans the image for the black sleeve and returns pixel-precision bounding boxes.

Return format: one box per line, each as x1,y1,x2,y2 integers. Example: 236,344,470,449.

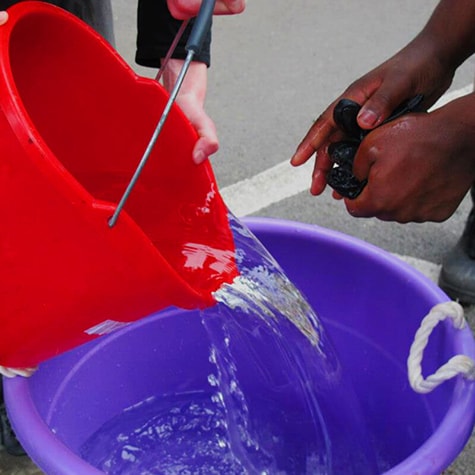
136,0,212,68
0,1,19,7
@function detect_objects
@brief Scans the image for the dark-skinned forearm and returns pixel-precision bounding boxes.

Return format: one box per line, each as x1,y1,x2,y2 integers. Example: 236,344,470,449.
417,0,475,71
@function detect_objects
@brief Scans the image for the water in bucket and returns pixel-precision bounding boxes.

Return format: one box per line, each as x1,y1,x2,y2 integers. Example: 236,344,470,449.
80,213,378,474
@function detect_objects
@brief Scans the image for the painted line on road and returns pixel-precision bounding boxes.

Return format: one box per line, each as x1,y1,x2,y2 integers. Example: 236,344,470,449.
430,84,473,110
220,83,473,276
220,159,314,218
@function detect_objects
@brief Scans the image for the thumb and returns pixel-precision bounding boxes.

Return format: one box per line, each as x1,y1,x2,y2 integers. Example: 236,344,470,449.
191,111,219,164
0,11,9,26
357,80,415,130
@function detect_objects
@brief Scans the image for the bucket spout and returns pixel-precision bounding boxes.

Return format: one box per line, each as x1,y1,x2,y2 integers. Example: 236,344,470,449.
0,2,238,368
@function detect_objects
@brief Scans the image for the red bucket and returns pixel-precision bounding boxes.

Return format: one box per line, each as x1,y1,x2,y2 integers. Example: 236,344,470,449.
0,2,237,368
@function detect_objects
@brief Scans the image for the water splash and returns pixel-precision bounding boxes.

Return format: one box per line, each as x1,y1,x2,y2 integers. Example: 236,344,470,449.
80,213,378,474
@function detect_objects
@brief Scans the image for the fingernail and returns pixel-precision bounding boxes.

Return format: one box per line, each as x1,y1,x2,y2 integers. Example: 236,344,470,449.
358,109,379,128
193,150,205,164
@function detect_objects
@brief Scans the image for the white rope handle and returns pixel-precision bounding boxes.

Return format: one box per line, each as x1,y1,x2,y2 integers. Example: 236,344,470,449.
0,366,37,378
408,301,475,394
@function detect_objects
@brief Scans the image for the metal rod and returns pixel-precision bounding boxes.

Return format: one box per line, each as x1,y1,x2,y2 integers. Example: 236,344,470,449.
108,48,195,228
155,19,190,83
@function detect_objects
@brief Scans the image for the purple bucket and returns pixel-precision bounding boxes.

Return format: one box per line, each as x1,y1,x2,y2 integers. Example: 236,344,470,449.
4,217,475,474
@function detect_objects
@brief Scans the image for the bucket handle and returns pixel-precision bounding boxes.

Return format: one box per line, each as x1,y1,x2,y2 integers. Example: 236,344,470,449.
407,301,475,393
108,0,217,227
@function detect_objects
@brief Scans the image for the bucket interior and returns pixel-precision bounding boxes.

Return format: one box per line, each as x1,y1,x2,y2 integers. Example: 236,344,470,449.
28,309,214,452
9,8,163,202
8,9,159,205
5,218,475,474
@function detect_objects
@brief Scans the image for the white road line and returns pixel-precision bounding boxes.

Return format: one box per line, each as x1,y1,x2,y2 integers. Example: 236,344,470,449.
221,84,473,218
221,159,314,218
430,84,473,110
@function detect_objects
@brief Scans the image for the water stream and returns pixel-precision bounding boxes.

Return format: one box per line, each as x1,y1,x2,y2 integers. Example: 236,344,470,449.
80,213,378,474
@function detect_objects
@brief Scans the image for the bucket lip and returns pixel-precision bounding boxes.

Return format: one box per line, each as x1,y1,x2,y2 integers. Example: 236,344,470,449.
384,381,475,474
244,216,475,356
4,376,104,474
4,216,475,474
244,216,447,296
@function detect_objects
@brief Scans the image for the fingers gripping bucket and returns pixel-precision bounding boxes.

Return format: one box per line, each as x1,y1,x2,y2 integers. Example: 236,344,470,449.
0,2,237,369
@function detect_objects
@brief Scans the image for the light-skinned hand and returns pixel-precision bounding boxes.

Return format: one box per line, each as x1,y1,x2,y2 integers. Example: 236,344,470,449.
0,11,8,25
167,0,246,19
161,59,219,164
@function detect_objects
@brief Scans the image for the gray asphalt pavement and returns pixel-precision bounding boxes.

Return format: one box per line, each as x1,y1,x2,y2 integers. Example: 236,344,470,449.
204,0,474,265
2,0,475,473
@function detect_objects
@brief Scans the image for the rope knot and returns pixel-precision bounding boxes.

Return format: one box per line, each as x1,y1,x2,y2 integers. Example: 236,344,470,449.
408,301,475,394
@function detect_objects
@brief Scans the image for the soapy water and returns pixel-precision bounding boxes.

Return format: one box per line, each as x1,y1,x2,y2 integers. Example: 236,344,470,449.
81,213,378,474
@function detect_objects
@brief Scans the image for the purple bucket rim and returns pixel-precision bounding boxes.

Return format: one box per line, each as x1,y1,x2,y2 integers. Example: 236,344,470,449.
243,216,475,474
4,216,475,475
4,376,104,474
